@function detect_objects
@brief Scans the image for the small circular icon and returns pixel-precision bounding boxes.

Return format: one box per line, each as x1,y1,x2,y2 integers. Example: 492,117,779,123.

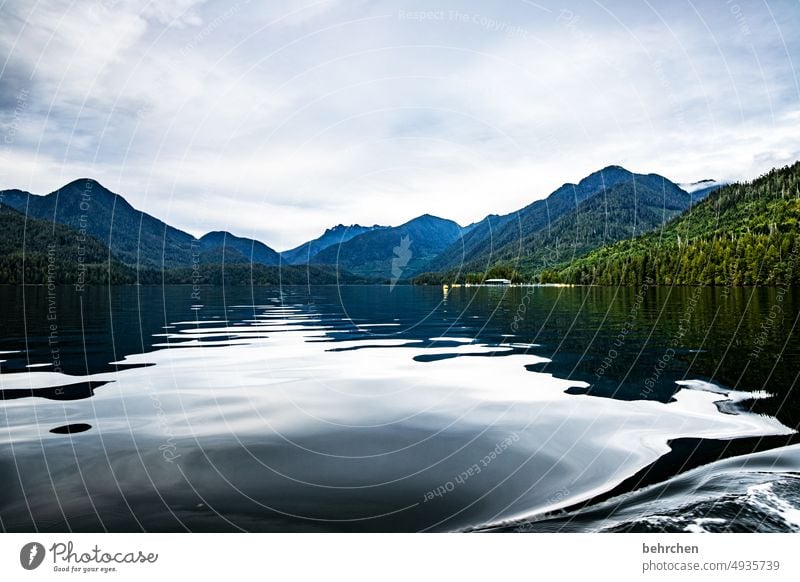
20,542,45,570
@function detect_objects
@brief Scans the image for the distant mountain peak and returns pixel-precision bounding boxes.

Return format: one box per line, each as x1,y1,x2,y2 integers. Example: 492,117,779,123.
281,223,388,264
61,177,110,192
589,165,635,179
198,229,280,266
598,164,630,172
323,223,377,234
200,230,255,242
308,212,463,279
407,213,450,224
554,165,635,191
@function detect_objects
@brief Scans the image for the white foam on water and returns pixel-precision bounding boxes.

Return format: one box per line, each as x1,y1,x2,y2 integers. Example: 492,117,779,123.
676,379,773,402
746,482,800,530
683,517,726,533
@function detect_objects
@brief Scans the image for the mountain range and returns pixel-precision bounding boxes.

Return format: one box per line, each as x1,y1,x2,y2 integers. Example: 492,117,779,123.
310,214,463,280
280,224,386,265
0,180,365,285
11,161,792,288
198,231,281,266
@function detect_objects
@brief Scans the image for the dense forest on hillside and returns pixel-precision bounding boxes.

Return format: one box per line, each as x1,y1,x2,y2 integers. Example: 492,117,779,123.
426,166,690,276
557,162,800,286
0,179,202,268
414,163,800,287
416,180,692,284
0,204,138,285
0,205,371,286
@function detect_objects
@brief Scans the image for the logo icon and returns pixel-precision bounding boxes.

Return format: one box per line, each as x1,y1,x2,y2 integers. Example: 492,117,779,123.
390,235,413,290
20,542,45,570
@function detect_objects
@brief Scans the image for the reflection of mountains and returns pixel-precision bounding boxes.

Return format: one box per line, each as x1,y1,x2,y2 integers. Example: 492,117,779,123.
50,423,92,435
0,380,111,402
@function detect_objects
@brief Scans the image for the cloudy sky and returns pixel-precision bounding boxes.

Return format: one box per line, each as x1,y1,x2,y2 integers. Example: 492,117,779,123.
1,0,798,249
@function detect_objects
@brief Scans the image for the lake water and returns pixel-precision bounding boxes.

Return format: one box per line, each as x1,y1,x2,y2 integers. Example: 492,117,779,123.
0,284,798,532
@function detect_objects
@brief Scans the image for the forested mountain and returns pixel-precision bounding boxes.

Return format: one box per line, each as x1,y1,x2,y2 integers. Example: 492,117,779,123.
426,166,693,276
557,162,800,286
425,213,517,274
0,179,287,272
310,214,462,280
0,179,198,268
0,204,137,284
281,224,386,265
0,190,367,285
493,180,691,276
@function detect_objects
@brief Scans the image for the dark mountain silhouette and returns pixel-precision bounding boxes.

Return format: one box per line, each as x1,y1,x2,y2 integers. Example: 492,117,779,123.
281,224,386,265
199,231,280,266
0,179,199,268
0,179,285,270
309,214,462,280
0,203,136,284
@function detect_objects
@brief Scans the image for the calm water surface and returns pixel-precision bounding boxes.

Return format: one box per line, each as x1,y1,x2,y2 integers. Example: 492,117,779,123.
0,284,798,532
